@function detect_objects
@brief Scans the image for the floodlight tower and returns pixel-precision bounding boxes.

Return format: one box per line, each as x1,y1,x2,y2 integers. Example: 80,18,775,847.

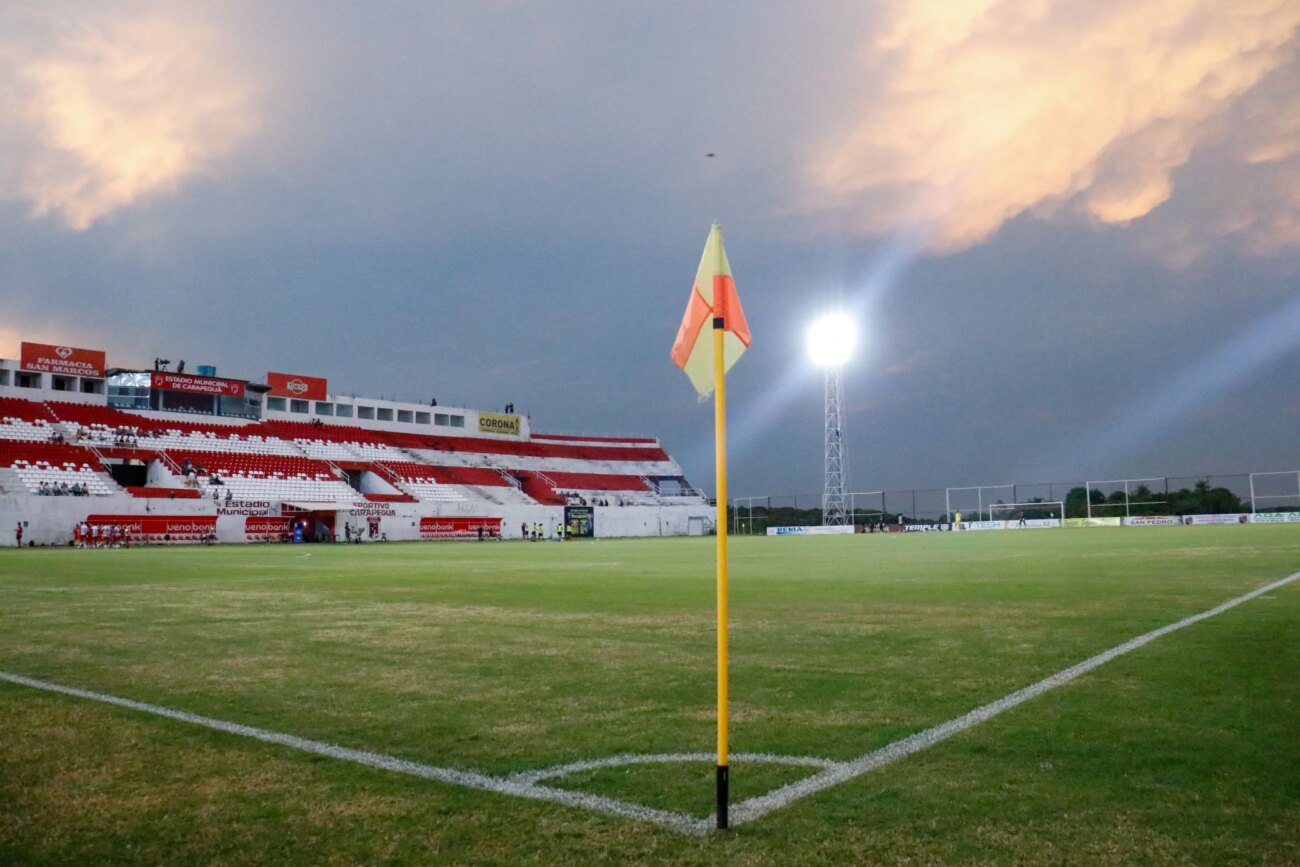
808,313,856,526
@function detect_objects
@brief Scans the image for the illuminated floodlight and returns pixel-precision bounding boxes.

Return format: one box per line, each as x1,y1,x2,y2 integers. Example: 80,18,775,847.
807,313,856,368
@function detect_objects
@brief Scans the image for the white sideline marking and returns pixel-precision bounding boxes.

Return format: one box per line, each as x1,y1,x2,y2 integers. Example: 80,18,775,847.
0,671,707,835
726,569,1300,826
1,570,1294,835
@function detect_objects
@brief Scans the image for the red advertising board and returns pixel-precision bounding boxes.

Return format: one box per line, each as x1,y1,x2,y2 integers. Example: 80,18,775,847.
87,514,216,543
267,371,328,401
154,372,246,397
419,516,502,540
20,342,106,378
245,516,291,542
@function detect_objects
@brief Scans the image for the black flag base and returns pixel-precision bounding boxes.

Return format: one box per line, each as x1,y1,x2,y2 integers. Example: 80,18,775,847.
716,764,729,829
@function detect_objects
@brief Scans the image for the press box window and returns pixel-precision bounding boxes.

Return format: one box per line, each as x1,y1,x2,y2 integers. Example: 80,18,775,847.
415,412,430,425
357,406,375,420
290,399,309,414
315,402,333,416
377,408,393,421
397,410,413,423
266,396,286,411
335,404,353,418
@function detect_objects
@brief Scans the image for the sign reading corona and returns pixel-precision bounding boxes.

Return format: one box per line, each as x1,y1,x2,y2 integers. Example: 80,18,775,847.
478,412,521,436
154,372,246,397
20,342,106,378
267,371,328,401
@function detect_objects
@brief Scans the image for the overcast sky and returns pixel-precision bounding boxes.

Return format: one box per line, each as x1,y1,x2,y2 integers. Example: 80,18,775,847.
1,0,1297,499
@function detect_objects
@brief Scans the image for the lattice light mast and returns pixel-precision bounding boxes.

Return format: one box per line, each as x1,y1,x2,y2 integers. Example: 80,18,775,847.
807,313,856,527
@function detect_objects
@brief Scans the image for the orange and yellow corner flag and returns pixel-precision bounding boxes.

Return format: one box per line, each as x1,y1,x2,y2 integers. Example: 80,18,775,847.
671,222,752,396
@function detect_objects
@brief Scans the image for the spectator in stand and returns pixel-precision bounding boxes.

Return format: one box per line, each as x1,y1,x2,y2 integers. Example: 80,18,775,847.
225,487,233,503
182,457,191,475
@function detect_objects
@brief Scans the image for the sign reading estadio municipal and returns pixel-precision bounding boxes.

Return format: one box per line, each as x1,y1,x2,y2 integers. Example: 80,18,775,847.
267,371,328,401
20,342,106,378
154,372,246,397
478,412,521,436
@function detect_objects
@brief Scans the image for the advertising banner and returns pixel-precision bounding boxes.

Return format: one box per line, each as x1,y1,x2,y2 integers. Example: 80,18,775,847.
565,505,594,538
154,372,246,397
1251,512,1300,524
217,500,278,517
766,525,855,536
1064,517,1122,527
267,371,328,401
245,516,291,542
1123,515,1180,526
87,514,216,543
419,516,503,540
478,412,521,436
20,341,106,378
1182,514,1250,525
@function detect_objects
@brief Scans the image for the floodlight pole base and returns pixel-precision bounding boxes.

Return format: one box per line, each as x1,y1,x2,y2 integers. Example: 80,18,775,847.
716,764,729,829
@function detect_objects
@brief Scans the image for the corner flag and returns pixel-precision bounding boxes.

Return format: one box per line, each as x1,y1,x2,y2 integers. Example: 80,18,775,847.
671,221,749,830
671,222,751,396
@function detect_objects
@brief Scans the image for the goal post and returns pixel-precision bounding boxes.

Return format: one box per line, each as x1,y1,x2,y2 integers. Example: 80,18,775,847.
846,490,884,526
1084,478,1168,518
989,501,1064,527
1249,471,1300,515
945,485,1015,522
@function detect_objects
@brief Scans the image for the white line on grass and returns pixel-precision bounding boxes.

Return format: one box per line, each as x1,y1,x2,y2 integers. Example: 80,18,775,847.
1,570,1294,835
725,569,1300,827
0,670,708,835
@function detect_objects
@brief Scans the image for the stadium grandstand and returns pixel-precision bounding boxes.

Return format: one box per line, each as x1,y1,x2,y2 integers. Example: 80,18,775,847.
0,341,712,545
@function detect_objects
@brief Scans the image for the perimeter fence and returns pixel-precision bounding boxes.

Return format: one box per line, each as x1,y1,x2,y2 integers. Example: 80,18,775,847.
731,469,1300,535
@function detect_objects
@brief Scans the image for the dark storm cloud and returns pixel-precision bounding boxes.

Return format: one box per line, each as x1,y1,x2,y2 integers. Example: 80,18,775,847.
0,1,1296,500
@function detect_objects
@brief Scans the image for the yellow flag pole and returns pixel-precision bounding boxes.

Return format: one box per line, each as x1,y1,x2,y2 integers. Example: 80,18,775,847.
712,315,730,830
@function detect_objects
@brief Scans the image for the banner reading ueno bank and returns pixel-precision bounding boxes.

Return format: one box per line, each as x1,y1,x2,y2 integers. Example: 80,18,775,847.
267,371,328,401
478,412,521,436
20,342,106,378
419,517,502,540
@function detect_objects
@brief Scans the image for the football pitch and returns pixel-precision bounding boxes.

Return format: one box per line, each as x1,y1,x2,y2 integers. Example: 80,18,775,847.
2,527,1298,865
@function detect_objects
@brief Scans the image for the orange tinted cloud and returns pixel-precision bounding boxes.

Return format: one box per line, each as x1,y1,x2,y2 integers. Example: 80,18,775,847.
814,0,1300,258
0,3,257,230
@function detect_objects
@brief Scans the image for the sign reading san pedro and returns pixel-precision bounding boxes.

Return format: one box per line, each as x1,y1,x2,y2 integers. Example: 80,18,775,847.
20,342,106,378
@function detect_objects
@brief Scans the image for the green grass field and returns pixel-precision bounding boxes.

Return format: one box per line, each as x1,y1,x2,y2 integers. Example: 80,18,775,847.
2,527,1298,865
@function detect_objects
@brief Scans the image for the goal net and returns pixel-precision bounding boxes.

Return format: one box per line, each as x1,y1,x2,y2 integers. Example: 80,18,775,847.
989,502,1064,528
